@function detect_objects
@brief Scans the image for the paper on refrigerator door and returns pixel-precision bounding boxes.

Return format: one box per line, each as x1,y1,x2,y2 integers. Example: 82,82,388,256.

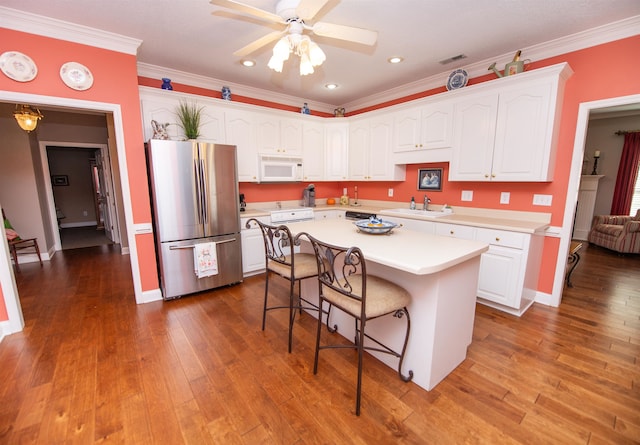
194,242,218,278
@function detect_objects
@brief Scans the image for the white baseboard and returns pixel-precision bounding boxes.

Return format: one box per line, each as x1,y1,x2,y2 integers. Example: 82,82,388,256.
59,221,98,228
137,288,163,304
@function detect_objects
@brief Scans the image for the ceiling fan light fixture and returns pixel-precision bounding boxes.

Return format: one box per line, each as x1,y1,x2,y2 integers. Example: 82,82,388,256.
299,53,314,75
308,41,326,67
14,104,43,132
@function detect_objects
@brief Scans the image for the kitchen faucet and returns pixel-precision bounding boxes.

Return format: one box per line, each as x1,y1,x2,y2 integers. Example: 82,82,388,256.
423,194,431,211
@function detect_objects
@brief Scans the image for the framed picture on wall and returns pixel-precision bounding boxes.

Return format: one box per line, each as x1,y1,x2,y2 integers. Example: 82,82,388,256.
52,175,69,186
418,168,442,191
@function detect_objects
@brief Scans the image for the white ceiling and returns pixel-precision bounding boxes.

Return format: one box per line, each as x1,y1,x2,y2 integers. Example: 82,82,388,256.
2,1,640,109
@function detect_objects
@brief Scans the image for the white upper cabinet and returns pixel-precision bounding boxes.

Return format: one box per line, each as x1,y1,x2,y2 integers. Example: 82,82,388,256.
449,63,572,182
302,121,325,181
324,122,349,181
225,109,258,182
348,116,405,181
256,113,303,155
450,93,499,181
139,91,224,142
394,101,453,152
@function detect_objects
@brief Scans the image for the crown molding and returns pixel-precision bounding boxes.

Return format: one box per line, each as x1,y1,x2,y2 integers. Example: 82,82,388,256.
137,63,337,114
0,6,141,55
343,15,640,111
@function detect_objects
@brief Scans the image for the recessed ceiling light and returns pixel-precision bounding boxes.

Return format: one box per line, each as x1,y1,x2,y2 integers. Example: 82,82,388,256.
325,83,339,90
241,59,255,67
388,56,404,64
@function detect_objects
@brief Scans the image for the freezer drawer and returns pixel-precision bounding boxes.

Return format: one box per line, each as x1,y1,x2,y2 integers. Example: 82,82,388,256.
158,234,242,299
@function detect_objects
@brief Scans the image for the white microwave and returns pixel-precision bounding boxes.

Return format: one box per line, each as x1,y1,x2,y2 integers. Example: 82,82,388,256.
258,155,303,183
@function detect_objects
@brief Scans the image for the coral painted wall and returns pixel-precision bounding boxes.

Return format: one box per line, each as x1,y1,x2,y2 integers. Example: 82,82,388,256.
0,28,160,318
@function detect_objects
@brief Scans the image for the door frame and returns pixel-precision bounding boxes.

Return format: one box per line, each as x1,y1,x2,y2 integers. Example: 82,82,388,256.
0,90,143,337
552,93,640,306
40,141,117,251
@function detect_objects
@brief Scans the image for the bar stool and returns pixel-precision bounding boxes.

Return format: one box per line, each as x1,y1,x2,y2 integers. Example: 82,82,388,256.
299,231,413,416
246,218,322,353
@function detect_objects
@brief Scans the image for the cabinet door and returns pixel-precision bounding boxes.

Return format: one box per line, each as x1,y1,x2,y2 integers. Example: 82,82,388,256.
348,120,369,180
240,225,266,275
477,245,523,308
492,83,553,181
325,123,349,181
302,122,324,181
256,115,280,154
281,118,303,155
199,106,226,143
383,216,435,233
141,98,181,141
421,102,453,149
369,117,399,180
226,110,258,182
449,94,498,181
393,108,421,152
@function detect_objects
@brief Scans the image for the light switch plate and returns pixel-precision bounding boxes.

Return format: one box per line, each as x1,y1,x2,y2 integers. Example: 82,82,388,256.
388,188,393,197
461,190,473,202
500,192,510,204
533,194,553,206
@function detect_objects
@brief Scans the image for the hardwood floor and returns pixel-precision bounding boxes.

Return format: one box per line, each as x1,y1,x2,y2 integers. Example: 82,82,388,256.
1,243,638,444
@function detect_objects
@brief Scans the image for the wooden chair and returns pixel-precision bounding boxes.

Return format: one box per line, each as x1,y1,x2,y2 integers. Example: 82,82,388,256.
245,218,322,353
299,232,413,416
3,210,42,271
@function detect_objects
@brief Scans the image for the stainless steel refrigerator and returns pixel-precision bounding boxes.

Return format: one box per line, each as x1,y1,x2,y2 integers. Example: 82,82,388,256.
146,140,243,299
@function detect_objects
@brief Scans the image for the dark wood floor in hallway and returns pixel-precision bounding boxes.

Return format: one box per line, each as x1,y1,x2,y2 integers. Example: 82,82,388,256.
0,243,639,444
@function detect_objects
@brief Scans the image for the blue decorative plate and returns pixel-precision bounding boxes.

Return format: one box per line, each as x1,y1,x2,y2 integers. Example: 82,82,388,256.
446,69,468,90
354,218,398,235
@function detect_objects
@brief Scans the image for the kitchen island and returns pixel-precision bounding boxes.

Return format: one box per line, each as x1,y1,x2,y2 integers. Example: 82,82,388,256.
288,219,489,391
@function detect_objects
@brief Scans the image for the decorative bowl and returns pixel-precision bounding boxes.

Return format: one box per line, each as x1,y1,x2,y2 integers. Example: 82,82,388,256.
354,218,398,235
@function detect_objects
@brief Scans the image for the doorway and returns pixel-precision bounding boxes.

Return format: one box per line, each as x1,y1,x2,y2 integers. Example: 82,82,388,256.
45,144,120,251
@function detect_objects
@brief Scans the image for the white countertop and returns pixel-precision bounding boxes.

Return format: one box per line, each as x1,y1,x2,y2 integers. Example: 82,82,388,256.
287,219,489,275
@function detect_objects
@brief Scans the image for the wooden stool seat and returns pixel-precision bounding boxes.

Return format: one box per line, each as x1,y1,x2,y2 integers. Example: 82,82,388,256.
566,241,583,287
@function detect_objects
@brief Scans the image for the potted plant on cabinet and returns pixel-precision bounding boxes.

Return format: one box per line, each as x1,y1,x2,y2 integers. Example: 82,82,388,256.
176,101,203,140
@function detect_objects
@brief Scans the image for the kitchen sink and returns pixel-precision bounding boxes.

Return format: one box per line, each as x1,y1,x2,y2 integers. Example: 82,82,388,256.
381,208,450,218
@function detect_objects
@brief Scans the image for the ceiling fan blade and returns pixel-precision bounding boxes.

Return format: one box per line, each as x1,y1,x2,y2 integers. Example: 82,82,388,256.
296,0,330,21
311,22,378,46
210,0,285,24
233,30,285,57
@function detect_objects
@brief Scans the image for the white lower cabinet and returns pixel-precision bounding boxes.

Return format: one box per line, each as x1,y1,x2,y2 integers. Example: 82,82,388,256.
315,209,346,220
240,216,267,276
474,227,542,316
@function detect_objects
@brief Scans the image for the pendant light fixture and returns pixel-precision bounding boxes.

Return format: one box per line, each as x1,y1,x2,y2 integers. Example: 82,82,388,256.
14,104,43,132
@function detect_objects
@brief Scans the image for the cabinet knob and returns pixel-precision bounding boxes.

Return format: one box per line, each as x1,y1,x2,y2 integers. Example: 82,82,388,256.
450,230,454,235
495,237,500,242
484,174,489,178
491,174,496,178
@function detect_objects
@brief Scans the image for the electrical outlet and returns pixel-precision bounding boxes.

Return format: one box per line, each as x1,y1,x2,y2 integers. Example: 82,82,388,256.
388,188,394,197
461,190,473,202
533,194,553,206
500,192,510,204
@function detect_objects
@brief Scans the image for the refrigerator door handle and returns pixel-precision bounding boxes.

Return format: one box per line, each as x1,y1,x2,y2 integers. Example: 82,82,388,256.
193,159,203,224
199,159,208,224
169,238,237,250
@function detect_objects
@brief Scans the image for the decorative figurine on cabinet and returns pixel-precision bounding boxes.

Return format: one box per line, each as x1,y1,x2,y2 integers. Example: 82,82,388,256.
151,120,170,140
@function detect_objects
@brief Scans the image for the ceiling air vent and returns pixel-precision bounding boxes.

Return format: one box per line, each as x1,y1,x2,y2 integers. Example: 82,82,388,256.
439,54,467,65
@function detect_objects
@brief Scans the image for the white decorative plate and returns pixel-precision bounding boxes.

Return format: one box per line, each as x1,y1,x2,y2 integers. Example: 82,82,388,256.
60,62,94,90
446,69,468,91
0,51,37,82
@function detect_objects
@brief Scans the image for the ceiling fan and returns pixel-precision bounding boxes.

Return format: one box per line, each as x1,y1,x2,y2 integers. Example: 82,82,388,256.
210,0,378,74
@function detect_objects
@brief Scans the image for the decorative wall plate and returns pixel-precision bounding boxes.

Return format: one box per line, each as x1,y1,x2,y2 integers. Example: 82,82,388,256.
60,61,94,90
446,69,469,91
0,51,37,82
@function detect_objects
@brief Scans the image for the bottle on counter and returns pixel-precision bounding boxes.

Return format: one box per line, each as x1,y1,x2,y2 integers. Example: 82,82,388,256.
410,196,416,210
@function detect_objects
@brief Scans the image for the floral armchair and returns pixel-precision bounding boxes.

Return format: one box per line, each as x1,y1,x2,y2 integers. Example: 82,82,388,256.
588,209,640,254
